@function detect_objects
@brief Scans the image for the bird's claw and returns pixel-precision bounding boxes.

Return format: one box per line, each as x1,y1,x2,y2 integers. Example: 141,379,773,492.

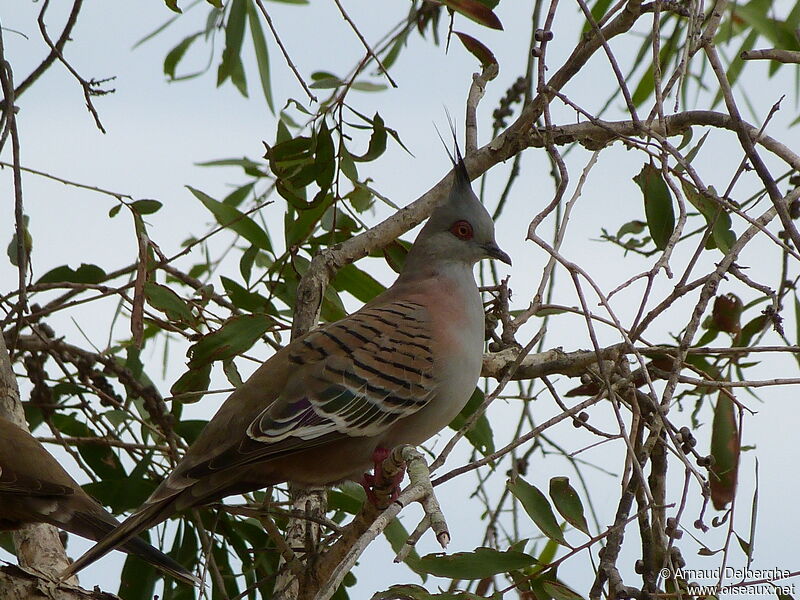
360,446,406,508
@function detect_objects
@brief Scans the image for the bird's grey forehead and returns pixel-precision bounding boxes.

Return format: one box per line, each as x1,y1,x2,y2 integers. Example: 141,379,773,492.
428,175,495,237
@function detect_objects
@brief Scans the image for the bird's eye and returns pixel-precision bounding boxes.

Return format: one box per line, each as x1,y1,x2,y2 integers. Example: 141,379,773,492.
450,220,474,240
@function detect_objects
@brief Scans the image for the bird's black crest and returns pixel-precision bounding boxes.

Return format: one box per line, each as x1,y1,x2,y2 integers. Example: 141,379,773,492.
434,112,472,194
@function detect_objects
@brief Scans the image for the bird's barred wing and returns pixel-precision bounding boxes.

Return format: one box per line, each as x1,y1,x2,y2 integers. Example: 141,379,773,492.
219,300,436,468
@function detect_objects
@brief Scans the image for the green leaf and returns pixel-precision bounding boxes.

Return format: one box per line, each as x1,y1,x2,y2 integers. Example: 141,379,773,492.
6,228,32,268
633,163,675,251
448,388,494,457
616,220,646,237
223,182,255,207
188,314,273,367
284,196,331,246
239,244,259,283
508,477,568,545
222,358,243,387
681,181,736,254
51,414,124,480
315,120,336,192
549,477,590,535
542,581,585,600
584,0,614,33
174,419,209,444
229,54,248,96
220,275,270,312
328,485,364,515
418,547,536,579
197,157,264,171
131,199,163,215
734,1,800,51
738,314,767,348
119,549,158,600
246,0,274,113
710,392,740,510
269,136,313,163
331,263,385,302
381,29,409,70
339,147,359,183
144,282,194,323
164,33,200,79
188,186,272,251
350,81,388,92
675,130,709,173
84,477,156,512
352,113,387,162
218,0,247,91
309,77,343,89
38,263,107,284
170,364,212,402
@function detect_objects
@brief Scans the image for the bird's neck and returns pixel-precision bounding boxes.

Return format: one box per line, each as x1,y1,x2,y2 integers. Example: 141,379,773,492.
397,257,476,287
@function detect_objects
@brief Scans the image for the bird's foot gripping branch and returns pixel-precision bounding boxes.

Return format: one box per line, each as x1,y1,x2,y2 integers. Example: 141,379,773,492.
315,445,449,600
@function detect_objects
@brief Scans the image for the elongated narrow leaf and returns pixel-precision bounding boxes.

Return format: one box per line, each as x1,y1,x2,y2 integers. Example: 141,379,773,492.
246,0,274,113
633,163,675,251
144,282,195,323
734,2,800,50
549,477,590,535
352,113,387,162
224,182,256,208
331,263,385,302
315,120,336,192
188,314,272,367
508,477,568,545
218,0,247,89
710,391,739,510
220,275,270,312
543,581,585,600
681,181,736,253
164,33,200,79
188,186,272,251
418,547,536,579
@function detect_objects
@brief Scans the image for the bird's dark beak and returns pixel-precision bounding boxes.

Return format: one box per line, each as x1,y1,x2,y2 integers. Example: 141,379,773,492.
482,242,512,266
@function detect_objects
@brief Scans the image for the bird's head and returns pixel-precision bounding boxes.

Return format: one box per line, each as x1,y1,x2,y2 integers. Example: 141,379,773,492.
405,158,511,270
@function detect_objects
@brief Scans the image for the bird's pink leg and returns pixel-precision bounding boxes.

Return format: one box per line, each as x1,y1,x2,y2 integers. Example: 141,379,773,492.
360,446,406,506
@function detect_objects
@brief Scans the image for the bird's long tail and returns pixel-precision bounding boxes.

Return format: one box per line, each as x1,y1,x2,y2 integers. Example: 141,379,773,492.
61,500,196,585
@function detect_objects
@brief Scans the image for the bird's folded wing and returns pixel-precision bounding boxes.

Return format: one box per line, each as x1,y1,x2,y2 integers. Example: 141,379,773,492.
0,469,75,497
195,300,437,476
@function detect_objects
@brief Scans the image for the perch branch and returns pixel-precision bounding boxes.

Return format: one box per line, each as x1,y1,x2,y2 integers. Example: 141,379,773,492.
312,447,447,600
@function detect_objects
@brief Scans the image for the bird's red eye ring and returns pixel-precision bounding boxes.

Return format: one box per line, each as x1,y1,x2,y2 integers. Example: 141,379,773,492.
450,220,474,240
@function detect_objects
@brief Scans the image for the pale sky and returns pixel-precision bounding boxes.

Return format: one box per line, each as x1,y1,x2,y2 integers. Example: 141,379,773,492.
2,0,799,598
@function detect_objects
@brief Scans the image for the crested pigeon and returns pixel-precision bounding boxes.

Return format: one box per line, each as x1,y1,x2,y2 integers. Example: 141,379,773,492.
0,417,199,585
63,155,511,578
